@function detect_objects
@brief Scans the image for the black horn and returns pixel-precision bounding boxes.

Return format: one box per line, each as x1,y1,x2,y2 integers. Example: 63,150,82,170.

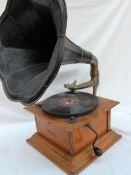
0,0,99,105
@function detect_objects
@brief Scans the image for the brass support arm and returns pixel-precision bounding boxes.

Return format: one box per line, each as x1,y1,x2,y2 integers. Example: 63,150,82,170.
64,54,99,95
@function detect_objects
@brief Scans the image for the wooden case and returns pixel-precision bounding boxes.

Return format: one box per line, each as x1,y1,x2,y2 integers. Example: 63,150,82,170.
25,96,121,175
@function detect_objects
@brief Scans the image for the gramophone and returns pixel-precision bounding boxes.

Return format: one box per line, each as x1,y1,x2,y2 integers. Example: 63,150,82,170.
0,0,121,175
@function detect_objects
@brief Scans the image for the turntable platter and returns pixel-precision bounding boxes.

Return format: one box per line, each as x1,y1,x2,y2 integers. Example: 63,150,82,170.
41,92,98,118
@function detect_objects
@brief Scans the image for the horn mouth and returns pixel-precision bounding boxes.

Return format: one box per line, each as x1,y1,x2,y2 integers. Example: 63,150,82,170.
0,0,67,105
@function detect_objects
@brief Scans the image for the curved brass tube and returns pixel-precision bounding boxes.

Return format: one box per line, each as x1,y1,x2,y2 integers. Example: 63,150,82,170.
64,53,99,95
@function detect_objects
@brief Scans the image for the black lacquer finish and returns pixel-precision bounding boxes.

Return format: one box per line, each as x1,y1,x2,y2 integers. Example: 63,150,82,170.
41,92,98,117
0,0,96,105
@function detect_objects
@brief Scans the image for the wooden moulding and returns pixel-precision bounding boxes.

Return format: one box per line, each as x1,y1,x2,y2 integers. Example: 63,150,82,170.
27,130,121,175
25,96,122,175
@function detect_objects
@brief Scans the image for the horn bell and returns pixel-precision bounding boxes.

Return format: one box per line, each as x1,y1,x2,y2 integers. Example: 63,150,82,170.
0,0,99,105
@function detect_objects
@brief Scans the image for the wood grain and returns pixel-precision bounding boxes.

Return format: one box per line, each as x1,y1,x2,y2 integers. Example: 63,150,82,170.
27,131,121,175
25,96,121,175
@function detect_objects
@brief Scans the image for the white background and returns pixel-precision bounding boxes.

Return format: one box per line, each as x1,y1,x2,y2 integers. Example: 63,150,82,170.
0,0,131,175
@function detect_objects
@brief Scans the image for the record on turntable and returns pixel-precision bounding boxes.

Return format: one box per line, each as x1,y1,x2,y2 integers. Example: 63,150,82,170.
41,92,98,118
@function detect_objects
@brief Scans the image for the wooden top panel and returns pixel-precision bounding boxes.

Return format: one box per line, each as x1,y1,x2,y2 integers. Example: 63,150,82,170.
25,96,119,129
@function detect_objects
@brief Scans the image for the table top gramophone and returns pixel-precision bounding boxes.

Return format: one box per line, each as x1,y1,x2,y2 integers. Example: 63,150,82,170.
0,0,121,175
